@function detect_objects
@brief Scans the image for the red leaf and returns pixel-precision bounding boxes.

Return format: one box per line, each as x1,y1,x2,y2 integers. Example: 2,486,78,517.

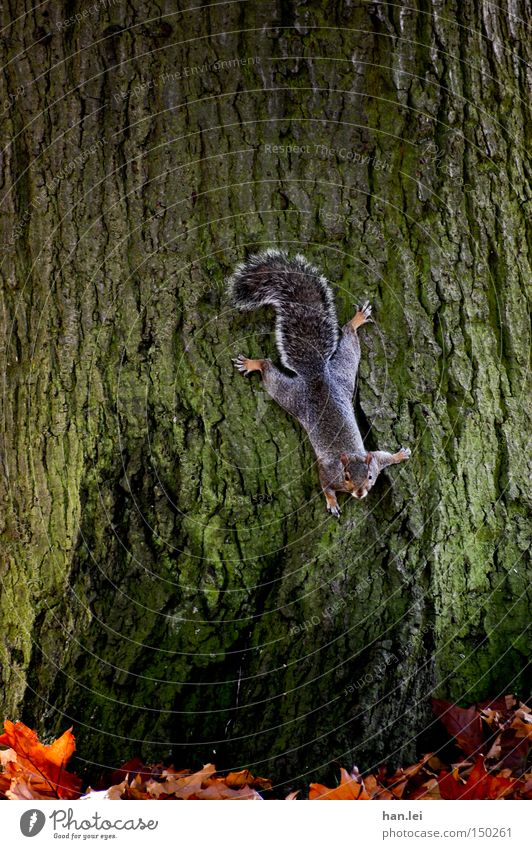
110,757,151,786
432,699,485,756
476,695,517,713
438,758,516,800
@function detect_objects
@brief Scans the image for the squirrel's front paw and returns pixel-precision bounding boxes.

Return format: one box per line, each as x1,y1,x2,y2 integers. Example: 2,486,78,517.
233,354,262,376
397,446,411,461
327,503,341,518
233,354,250,375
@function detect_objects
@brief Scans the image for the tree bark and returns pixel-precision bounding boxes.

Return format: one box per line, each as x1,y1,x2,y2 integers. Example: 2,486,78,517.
1,0,530,788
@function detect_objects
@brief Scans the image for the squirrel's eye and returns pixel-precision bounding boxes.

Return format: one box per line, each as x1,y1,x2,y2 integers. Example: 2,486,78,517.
345,473,351,481
368,474,373,481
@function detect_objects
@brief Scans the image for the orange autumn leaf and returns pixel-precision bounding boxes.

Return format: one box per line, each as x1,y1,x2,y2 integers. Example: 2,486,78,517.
0,748,18,796
223,769,272,791
309,768,370,800
0,720,81,800
363,774,396,799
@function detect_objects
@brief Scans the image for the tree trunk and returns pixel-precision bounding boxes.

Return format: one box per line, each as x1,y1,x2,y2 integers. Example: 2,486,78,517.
1,0,530,789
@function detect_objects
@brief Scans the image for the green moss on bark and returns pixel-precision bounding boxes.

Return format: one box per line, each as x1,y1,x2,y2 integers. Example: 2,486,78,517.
0,0,530,787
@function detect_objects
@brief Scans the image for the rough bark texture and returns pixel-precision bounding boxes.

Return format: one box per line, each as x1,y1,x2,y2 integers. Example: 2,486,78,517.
1,1,530,789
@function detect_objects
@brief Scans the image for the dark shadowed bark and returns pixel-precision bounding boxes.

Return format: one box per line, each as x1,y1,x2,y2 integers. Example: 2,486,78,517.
1,0,530,789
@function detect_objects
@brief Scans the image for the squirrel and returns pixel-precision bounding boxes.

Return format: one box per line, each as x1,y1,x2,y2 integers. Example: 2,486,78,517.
228,249,411,516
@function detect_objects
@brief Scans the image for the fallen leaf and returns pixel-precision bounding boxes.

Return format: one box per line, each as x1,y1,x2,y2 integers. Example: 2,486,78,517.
409,778,442,800
477,695,517,713
193,784,262,800
110,757,149,785
432,700,484,757
363,774,396,799
6,777,37,801
521,774,532,799
309,768,370,800
157,763,217,798
111,779,133,799
0,721,81,800
223,769,272,791
438,758,516,800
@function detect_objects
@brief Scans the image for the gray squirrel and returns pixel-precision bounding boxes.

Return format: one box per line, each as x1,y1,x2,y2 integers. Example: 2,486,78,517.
228,249,411,516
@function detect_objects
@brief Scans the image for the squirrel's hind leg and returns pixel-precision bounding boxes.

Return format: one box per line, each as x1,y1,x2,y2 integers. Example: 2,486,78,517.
329,302,372,395
347,300,372,331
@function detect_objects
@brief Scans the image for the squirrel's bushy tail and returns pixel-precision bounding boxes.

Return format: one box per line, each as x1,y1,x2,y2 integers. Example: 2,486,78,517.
228,249,339,373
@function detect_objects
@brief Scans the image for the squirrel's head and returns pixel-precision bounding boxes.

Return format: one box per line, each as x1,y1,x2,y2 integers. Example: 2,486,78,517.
340,452,377,499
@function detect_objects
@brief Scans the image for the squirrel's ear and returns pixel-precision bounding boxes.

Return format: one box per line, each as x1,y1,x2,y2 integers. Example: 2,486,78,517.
340,452,349,467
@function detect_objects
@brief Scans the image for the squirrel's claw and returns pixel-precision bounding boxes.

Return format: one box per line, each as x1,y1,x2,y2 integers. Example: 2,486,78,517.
327,503,341,518
397,446,411,461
